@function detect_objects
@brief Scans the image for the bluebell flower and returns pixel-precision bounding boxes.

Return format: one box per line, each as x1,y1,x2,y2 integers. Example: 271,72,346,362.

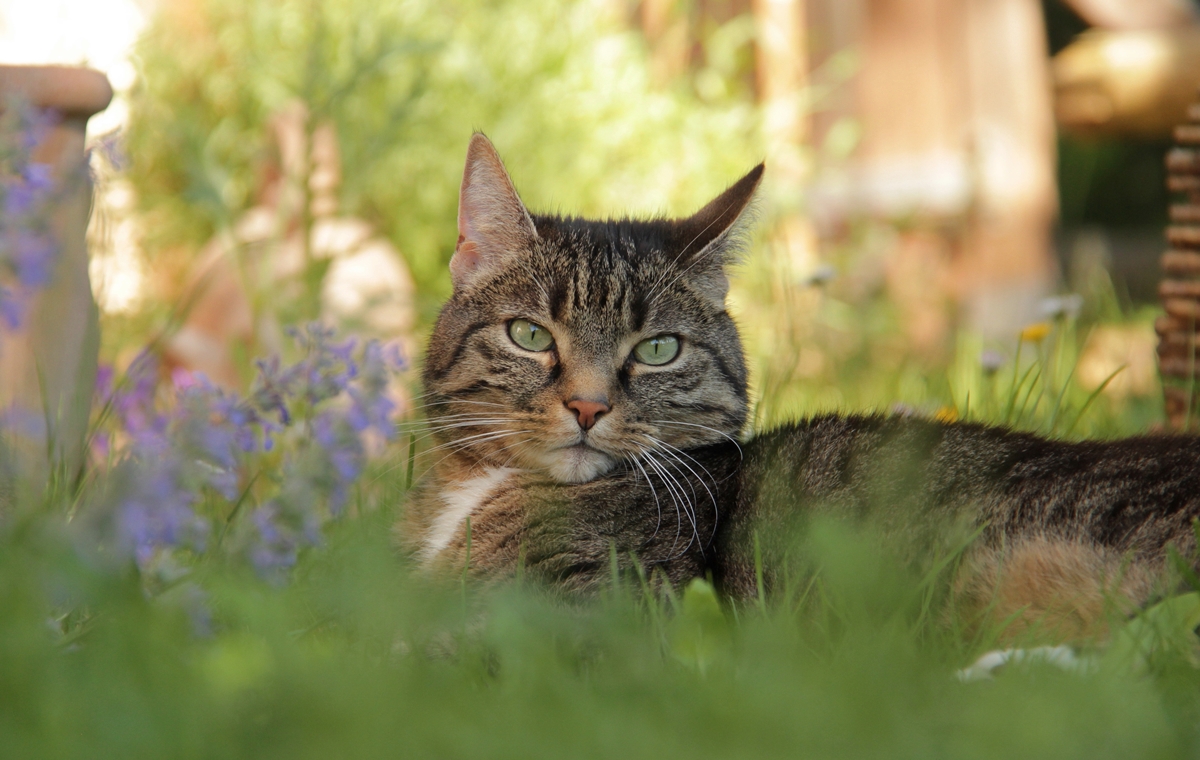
0,285,20,329
0,104,60,340
113,469,209,569
84,323,406,583
11,229,56,287
248,504,300,579
3,162,53,216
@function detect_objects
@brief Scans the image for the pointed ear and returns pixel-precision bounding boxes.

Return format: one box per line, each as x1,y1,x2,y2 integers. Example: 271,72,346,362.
673,163,764,302
680,163,763,258
450,133,538,289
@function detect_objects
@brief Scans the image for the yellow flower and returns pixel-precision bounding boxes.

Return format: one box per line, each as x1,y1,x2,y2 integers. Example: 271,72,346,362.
1020,322,1052,343
934,406,958,423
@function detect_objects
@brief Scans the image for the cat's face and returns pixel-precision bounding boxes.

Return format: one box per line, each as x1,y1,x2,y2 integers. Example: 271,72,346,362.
422,135,761,484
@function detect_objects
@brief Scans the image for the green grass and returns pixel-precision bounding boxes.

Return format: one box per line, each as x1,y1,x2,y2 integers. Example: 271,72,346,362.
3,492,1199,759
5,314,1200,760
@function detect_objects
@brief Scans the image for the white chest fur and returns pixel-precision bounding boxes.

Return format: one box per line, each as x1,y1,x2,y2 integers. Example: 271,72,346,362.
419,466,518,565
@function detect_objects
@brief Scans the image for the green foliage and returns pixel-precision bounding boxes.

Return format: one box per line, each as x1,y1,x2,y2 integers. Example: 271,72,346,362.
3,498,1200,758
125,0,760,318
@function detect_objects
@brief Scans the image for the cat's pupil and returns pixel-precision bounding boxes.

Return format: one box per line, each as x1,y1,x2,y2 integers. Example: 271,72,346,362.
509,319,553,352
634,335,679,365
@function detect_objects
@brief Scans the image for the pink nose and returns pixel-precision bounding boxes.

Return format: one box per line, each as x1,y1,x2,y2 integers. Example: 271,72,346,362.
566,398,610,431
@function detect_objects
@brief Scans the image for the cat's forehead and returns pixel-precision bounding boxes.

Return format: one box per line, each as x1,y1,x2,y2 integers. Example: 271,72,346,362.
452,217,699,352
533,216,678,274
519,217,702,327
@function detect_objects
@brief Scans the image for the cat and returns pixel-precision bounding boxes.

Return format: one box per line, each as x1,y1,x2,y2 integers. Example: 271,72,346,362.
400,133,1200,641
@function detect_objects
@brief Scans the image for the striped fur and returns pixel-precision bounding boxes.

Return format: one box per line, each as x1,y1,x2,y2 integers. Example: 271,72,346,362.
400,135,1200,642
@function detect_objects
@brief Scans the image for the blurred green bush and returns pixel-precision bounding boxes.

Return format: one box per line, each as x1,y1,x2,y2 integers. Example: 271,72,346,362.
125,0,761,320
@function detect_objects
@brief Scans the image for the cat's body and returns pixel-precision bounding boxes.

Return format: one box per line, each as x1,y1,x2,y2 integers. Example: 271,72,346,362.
402,134,1200,640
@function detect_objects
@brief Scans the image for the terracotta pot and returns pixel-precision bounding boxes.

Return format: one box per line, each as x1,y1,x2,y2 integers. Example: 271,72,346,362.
0,66,112,500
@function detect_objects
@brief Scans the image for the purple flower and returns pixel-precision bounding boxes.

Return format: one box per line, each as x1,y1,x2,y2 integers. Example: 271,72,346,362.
10,230,57,287
249,504,300,579
0,286,21,329
347,387,396,437
109,352,166,439
95,364,115,400
1,105,61,342
114,471,209,569
84,323,407,583
4,162,54,212
91,431,111,461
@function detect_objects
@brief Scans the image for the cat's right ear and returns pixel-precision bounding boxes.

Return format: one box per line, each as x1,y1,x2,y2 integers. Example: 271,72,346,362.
450,133,538,290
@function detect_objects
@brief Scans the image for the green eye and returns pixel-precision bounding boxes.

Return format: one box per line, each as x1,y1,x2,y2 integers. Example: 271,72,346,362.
508,319,554,351
633,335,680,366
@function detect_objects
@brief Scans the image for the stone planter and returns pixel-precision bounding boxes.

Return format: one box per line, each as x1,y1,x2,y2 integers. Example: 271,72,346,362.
0,66,112,500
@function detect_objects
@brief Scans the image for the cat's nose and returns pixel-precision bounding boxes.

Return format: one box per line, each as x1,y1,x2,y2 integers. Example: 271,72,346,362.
566,398,610,431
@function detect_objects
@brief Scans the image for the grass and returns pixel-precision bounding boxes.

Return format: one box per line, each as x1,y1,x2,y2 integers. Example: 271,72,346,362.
4,306,1200,759
3,495,1199,759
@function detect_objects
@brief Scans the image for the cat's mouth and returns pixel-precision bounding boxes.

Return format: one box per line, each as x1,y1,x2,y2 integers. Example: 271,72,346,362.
558,442,603,454
540,441,617,484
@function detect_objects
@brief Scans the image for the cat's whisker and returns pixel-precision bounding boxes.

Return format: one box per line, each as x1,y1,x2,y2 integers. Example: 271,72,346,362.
408,417,519,430
400,409,516,421
650,452,703,556
393,414,521,437
403,391,506,408
657,452,701,518
421,428,532,456
401,420,518,450
371,424,518,485
399,412,524,429
647,438,717,516
397,418,516,434
411,430,535,484
655,420,744,457
404,399,512,416
642,450,698,557
625,454,663,540
645,436,721,545
397,410,522,426
638,452,683,555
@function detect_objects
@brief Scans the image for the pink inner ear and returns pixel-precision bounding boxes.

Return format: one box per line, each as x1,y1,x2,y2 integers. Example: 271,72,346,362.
449,240,481,283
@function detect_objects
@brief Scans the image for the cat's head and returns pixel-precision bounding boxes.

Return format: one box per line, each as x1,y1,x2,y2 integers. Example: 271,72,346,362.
422,134,761,483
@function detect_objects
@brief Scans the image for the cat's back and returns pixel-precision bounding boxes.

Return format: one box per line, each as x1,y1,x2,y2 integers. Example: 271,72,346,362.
730,413,1200,554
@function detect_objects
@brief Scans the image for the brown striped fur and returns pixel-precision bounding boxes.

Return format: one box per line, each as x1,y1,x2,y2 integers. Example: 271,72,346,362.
399,135,1200,642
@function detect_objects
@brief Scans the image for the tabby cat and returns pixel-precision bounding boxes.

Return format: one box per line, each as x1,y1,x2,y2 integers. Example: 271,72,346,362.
402,134,1200,640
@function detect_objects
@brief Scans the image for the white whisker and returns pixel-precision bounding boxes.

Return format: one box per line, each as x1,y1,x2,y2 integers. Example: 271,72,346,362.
642,450,698,557
626,454,663,540
647,436,720,546
655,420,743,457
411,430,534,483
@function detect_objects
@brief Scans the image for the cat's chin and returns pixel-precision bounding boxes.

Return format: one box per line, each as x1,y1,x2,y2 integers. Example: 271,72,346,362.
540,445,617,484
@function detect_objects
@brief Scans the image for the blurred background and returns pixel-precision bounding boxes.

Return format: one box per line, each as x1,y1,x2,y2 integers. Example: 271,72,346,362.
3,0,1199,434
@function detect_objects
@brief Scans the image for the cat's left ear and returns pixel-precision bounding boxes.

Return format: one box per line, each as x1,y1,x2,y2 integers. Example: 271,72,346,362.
450,133,539,290
675,163,764,302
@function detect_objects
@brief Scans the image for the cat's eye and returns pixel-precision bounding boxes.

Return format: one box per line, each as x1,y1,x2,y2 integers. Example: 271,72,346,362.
508,319,554,351
633,335,680,366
